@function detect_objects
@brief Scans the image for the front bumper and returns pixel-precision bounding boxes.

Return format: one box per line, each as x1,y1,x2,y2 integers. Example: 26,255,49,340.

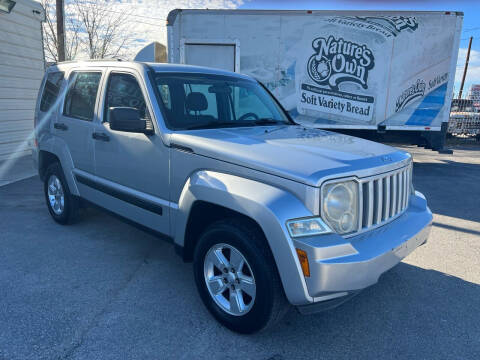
293,191,432,309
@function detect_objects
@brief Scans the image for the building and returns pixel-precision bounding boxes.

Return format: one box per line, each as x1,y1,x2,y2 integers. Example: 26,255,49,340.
467,84,480,107
449,98,480,135
134,42,167,63
0,0,45,161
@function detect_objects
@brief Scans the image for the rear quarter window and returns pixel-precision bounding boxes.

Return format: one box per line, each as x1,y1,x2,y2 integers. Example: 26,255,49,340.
40,72,64,112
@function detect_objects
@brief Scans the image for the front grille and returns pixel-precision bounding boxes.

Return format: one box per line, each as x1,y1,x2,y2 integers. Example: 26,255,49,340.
358,164,412,232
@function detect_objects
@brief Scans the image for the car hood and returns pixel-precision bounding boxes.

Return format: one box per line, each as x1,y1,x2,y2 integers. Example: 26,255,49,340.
171,125,411,186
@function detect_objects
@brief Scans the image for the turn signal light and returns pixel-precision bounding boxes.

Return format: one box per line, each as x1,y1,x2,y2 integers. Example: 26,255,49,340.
296,248,310,277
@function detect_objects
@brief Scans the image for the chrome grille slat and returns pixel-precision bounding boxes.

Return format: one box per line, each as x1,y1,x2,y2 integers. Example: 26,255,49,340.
391,174,397,217
404,168,409,209
353,164,411,236
357,182,363,232
375,178,383,224
398,172,403,214
384,176,390,220
366,181,374,227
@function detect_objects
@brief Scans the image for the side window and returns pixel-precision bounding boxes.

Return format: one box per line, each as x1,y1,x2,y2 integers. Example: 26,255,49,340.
40,72,64,112
104,73,149,122
64,72,102,121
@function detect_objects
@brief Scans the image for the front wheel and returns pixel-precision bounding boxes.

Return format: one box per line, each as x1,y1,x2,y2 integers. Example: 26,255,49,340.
193,218,289,333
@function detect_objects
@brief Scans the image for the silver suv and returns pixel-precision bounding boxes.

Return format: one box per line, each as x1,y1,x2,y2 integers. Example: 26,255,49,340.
33,61,432,333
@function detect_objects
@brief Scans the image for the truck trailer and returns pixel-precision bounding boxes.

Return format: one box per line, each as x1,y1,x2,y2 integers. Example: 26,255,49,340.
166,9,463,151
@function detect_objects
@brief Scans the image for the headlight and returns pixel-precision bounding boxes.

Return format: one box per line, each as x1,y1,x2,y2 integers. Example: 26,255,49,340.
286,217,331,238
322,180,359,234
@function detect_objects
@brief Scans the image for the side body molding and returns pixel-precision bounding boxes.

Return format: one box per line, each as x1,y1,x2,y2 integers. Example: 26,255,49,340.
174,170,314,305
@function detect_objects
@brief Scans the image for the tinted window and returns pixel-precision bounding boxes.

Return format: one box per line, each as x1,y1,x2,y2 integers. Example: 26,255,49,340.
40,72,64,112
104,73,148,122
64,72,101,121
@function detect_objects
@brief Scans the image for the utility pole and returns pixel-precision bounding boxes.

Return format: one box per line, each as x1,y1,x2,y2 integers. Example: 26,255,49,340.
458,36,473,99
56,0,65,62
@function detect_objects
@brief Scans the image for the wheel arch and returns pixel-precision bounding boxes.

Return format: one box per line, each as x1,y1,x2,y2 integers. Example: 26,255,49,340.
181,201,266,262
38,137,79,195
174,170,314,305
38,150,60,181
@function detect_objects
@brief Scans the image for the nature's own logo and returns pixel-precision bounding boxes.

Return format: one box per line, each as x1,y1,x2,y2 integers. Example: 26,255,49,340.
307,36,375,91
328,16,419,38
357,16,418,33
395,79,426,112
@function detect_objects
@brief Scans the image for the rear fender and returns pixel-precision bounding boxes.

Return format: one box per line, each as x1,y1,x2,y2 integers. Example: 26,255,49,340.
40,136,79,195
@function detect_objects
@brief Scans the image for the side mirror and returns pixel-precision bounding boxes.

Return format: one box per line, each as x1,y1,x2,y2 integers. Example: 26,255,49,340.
109,107,152,134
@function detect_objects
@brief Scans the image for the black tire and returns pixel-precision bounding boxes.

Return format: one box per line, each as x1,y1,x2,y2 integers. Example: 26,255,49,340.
44,162,78,225
193,218,289,334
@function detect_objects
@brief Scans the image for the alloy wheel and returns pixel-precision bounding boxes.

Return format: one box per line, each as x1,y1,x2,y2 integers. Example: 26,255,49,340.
203,243,256,316
47,175,65,215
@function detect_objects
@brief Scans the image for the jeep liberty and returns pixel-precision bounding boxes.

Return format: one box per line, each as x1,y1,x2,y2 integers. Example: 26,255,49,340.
33,61,432,333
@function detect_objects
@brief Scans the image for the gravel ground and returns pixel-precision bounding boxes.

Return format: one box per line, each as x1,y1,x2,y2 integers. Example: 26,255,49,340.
0,145,479,360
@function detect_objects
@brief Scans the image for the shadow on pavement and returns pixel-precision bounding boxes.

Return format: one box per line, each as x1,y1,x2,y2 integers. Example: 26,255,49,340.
413,160,480,223
249,262,480,359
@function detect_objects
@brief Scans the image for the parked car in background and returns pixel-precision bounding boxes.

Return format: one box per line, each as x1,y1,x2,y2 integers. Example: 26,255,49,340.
33,60,432,333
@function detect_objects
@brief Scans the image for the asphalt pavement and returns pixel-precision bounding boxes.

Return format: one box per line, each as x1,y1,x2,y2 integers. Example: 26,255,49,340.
0,145,479,360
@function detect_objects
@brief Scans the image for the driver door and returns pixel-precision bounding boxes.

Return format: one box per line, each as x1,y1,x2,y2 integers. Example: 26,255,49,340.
91,69,170,235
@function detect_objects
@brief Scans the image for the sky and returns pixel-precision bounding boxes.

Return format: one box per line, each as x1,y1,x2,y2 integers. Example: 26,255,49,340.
63,0,479,96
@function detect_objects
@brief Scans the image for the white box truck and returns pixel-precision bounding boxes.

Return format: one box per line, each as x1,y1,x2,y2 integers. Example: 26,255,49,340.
166,9,463,151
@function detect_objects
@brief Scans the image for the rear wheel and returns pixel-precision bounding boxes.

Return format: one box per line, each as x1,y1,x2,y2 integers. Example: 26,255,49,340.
193,218,289,333
44,162,78,224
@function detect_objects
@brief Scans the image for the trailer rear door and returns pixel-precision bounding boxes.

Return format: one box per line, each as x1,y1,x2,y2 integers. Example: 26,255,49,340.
184,44,236,72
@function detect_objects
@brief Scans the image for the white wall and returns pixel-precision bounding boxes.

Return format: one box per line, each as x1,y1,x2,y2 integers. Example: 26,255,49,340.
0,0,45,161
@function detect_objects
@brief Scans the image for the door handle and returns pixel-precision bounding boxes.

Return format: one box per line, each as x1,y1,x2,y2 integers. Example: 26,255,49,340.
54,123,68,131
92,132,110,142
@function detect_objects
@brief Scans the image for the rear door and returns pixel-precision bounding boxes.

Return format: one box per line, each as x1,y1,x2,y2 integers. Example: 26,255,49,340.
55,70,103,175
90,69,170,235
183,43,236,72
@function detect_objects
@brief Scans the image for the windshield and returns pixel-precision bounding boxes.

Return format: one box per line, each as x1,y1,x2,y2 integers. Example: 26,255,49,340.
153,72,292,130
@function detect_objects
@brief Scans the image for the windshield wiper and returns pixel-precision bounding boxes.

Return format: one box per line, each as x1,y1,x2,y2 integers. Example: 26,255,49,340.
184,121,252,130
184,119,289,130
252,118,290,125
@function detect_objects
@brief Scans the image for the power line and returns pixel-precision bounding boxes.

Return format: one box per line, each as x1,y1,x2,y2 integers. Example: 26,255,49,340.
463,27,480,33
95,8,167,21
65,5,167,27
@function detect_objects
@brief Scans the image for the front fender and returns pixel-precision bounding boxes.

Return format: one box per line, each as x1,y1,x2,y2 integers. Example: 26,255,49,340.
175,170,314,305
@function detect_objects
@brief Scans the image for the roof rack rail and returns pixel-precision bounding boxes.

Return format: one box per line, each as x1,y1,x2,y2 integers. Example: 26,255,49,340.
55,57,127,64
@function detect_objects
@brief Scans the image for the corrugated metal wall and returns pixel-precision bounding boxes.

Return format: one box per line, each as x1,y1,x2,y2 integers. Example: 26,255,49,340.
0,0,45,161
